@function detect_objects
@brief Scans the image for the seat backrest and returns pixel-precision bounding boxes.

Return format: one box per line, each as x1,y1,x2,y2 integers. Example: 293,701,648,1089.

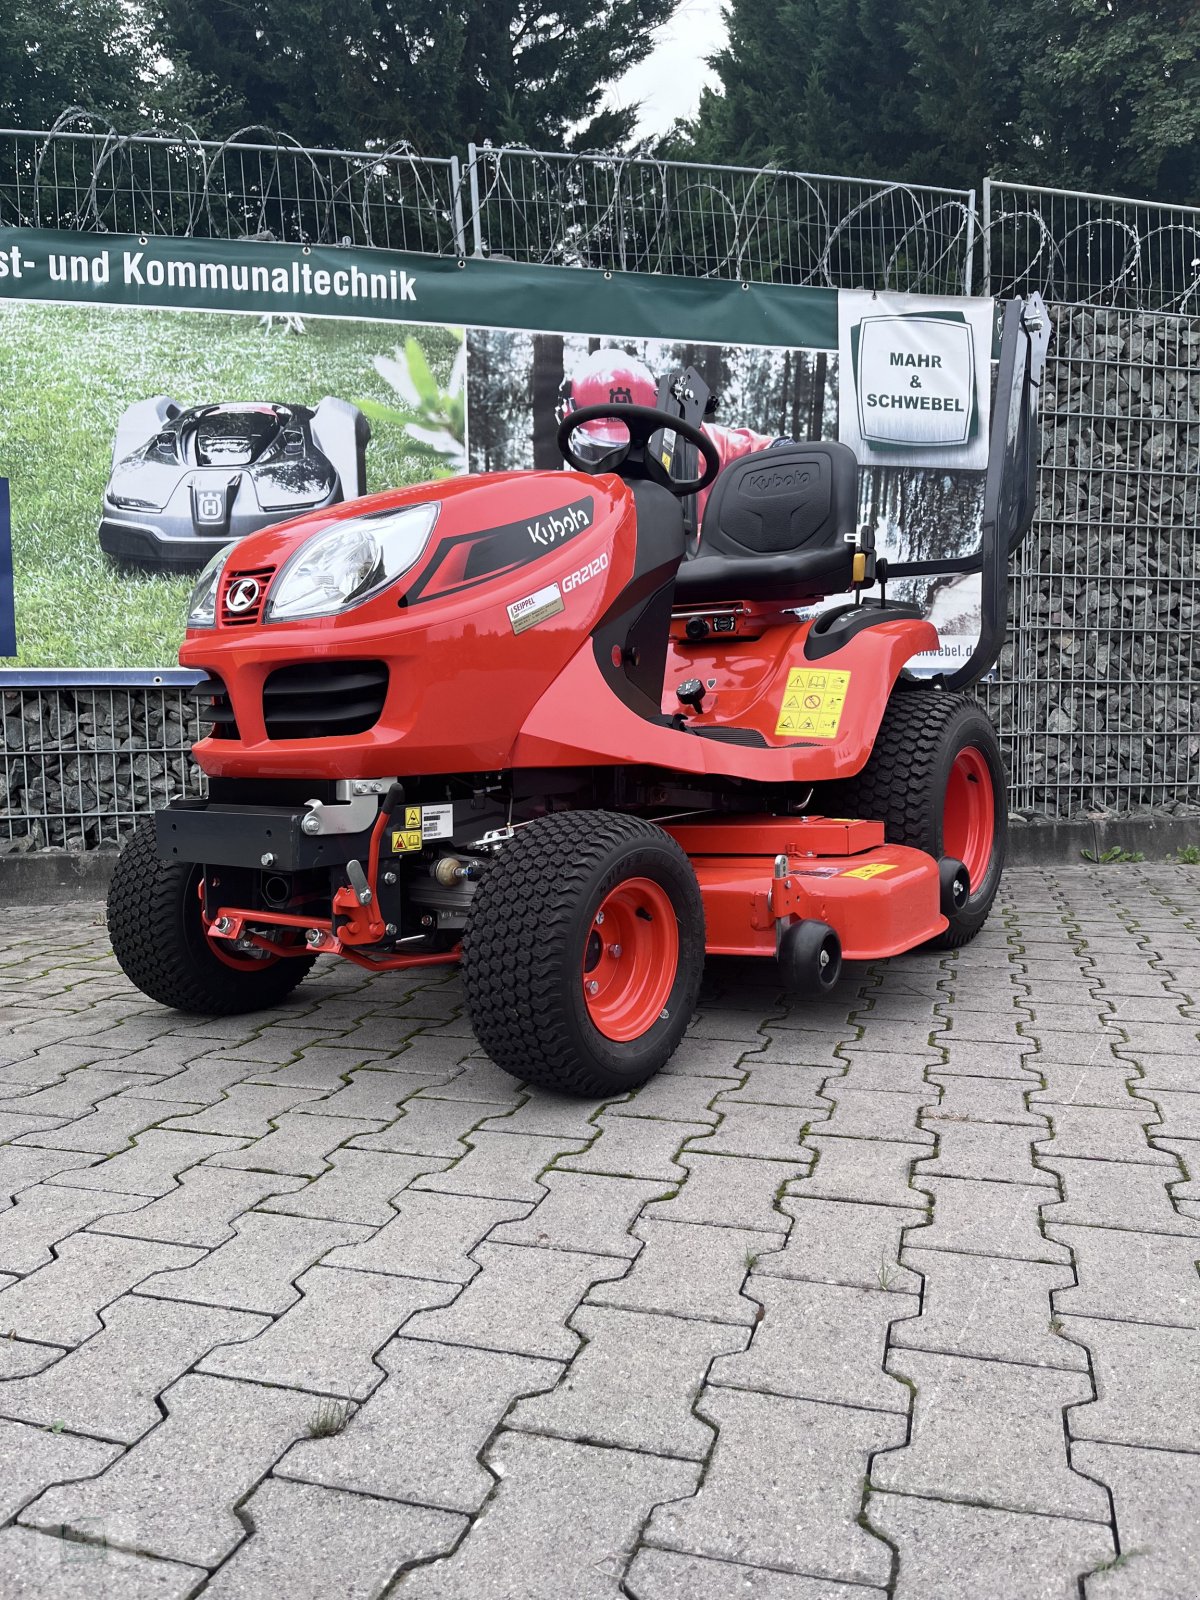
699,441,859,558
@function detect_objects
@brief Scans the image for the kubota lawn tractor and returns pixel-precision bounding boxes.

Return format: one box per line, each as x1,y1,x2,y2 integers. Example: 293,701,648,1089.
108,296,1050,1096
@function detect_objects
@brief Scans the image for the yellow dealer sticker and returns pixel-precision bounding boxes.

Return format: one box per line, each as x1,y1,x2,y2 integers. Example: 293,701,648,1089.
843,862,897,880
775,668,851,739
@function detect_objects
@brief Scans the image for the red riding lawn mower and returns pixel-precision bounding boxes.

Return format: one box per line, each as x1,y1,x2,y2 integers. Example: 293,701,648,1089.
109,296,1050,1096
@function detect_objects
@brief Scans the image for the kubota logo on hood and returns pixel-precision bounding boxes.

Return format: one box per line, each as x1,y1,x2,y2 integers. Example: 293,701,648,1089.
526,498,593,547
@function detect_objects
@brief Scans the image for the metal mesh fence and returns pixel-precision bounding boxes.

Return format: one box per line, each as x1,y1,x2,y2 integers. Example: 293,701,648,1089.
0,117,465,253
985,179,1200,314
980,182,1200,817
1,683,206,850
466,146,977,292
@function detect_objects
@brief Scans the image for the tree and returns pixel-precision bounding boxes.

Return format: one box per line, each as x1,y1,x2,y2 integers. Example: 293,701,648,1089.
158,0,680,154
0,0,157,128
684,0,1200,203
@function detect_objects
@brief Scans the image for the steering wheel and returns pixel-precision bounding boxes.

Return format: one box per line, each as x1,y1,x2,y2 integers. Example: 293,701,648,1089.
557,403,722,497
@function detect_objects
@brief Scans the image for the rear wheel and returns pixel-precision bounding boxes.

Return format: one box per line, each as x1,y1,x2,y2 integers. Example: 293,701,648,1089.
462,811,705,1097
107,818,314,1014
822,690,1006,949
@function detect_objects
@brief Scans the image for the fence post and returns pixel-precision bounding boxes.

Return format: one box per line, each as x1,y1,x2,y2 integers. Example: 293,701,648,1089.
981,177,992,295
466,143,484,257
963,187,978,295
448,155,467,258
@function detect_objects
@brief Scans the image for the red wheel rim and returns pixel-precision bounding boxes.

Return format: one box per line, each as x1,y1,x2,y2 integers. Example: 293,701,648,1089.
583,877,679,1043
943,746,996,894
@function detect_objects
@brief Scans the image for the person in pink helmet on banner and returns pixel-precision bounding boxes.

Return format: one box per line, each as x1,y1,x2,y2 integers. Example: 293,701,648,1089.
558,349,786,525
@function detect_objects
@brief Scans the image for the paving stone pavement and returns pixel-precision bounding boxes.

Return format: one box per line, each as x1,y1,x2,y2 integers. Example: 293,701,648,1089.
0,864,1197,1596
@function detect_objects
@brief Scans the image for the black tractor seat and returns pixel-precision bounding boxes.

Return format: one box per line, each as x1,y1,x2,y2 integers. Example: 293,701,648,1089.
674,441,861,606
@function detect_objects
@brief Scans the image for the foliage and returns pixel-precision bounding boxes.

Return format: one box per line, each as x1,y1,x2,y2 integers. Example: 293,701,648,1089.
683,0,1200,203
359,334,467,477
0,0,159,127
1175,844,1200,864
1080,845,1145,863
156,0,679,152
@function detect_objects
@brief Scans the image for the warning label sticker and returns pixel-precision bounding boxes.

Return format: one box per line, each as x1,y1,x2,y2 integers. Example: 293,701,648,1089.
775,668,851,739
507,582,564,635
843,862,897,880
391,829,423,853
388,803,454,854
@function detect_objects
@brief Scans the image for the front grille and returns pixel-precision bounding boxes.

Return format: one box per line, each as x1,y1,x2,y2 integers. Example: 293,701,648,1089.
220,566,275,626
188,673,238,739
262,661,389,739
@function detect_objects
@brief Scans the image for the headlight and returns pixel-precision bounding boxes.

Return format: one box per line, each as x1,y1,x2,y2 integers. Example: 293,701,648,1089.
186,542,236,629
265,503,439,622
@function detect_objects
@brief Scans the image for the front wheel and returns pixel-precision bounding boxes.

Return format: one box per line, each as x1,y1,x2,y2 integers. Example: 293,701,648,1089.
821,690,1007,949
462,811,705,1097
107,818,314,1014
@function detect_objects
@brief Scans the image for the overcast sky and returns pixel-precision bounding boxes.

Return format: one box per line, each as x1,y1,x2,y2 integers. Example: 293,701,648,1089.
603,0,729,140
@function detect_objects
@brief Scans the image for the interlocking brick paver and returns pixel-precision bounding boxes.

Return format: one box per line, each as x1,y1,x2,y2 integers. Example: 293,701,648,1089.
200,1264,454,1396
658,1036,754,1077
1142,1089,1200,1141
816,1087,935,1143
552,1111,712,1179
15,1095,190,1154
0,1417,121,1522
610,1072,728,1122
644,1151,805,1231
0,1295,267,1441
202,1478,464,1600
919,1120,1054,1185
137,1212,369,1314
1128,1052,1200,1093
476,1094,601,1139
510,1303,745,1457
645,1387,902,1586
713,1276,915,1408
258,1147,450,1224
406,1241,624,1358
301,1067,426,1121
24,1373,315,1568
0,1066,175,1119
896,1249,1084,1367
1040,1155,1200,1235
687,1099,819,1160
1073,1441,1200,1600
0,1182,147,1272
92,1165,308,1246
51,1129,249,1195
0,1232,203,1344
1064,1316,1200,1450
324,1189,526,1281
875,1349,1107,1520
871,1492,1115,1600
120,1054,262,1105
589,1217,777,1324
0,1524,205,1599
826,1051,933,1094
0,1147,98,1200
625,1549,883,1598
277,1336,559,1509
934,1040,1040,1077
927,1073,1046,1125
489,1171,667,1255
1050,1224,1200,1325
417,1056,525,1102
0,1338,61,1379
404,1431,698,1599
756,1196,924,1291
1029,1063,1139,1109
252,1044,394,1090
795,1134,929,1208
1036,1102,1170,1163
349,1094,511,1156
414,1129,590,1200
209,1110,385,1177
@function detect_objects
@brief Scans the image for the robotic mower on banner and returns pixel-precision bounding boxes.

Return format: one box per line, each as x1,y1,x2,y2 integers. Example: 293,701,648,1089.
107,296,1050,1097
100,397,370,572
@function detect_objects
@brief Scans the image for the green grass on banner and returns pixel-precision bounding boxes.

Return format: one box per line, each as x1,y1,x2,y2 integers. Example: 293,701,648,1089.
0,303,461,668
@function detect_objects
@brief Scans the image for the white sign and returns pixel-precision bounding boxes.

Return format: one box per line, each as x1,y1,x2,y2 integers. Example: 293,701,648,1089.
839,291,993,470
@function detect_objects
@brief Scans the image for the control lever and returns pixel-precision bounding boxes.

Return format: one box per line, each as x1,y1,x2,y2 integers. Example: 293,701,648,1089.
676,678,706,714
345,859,373,906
